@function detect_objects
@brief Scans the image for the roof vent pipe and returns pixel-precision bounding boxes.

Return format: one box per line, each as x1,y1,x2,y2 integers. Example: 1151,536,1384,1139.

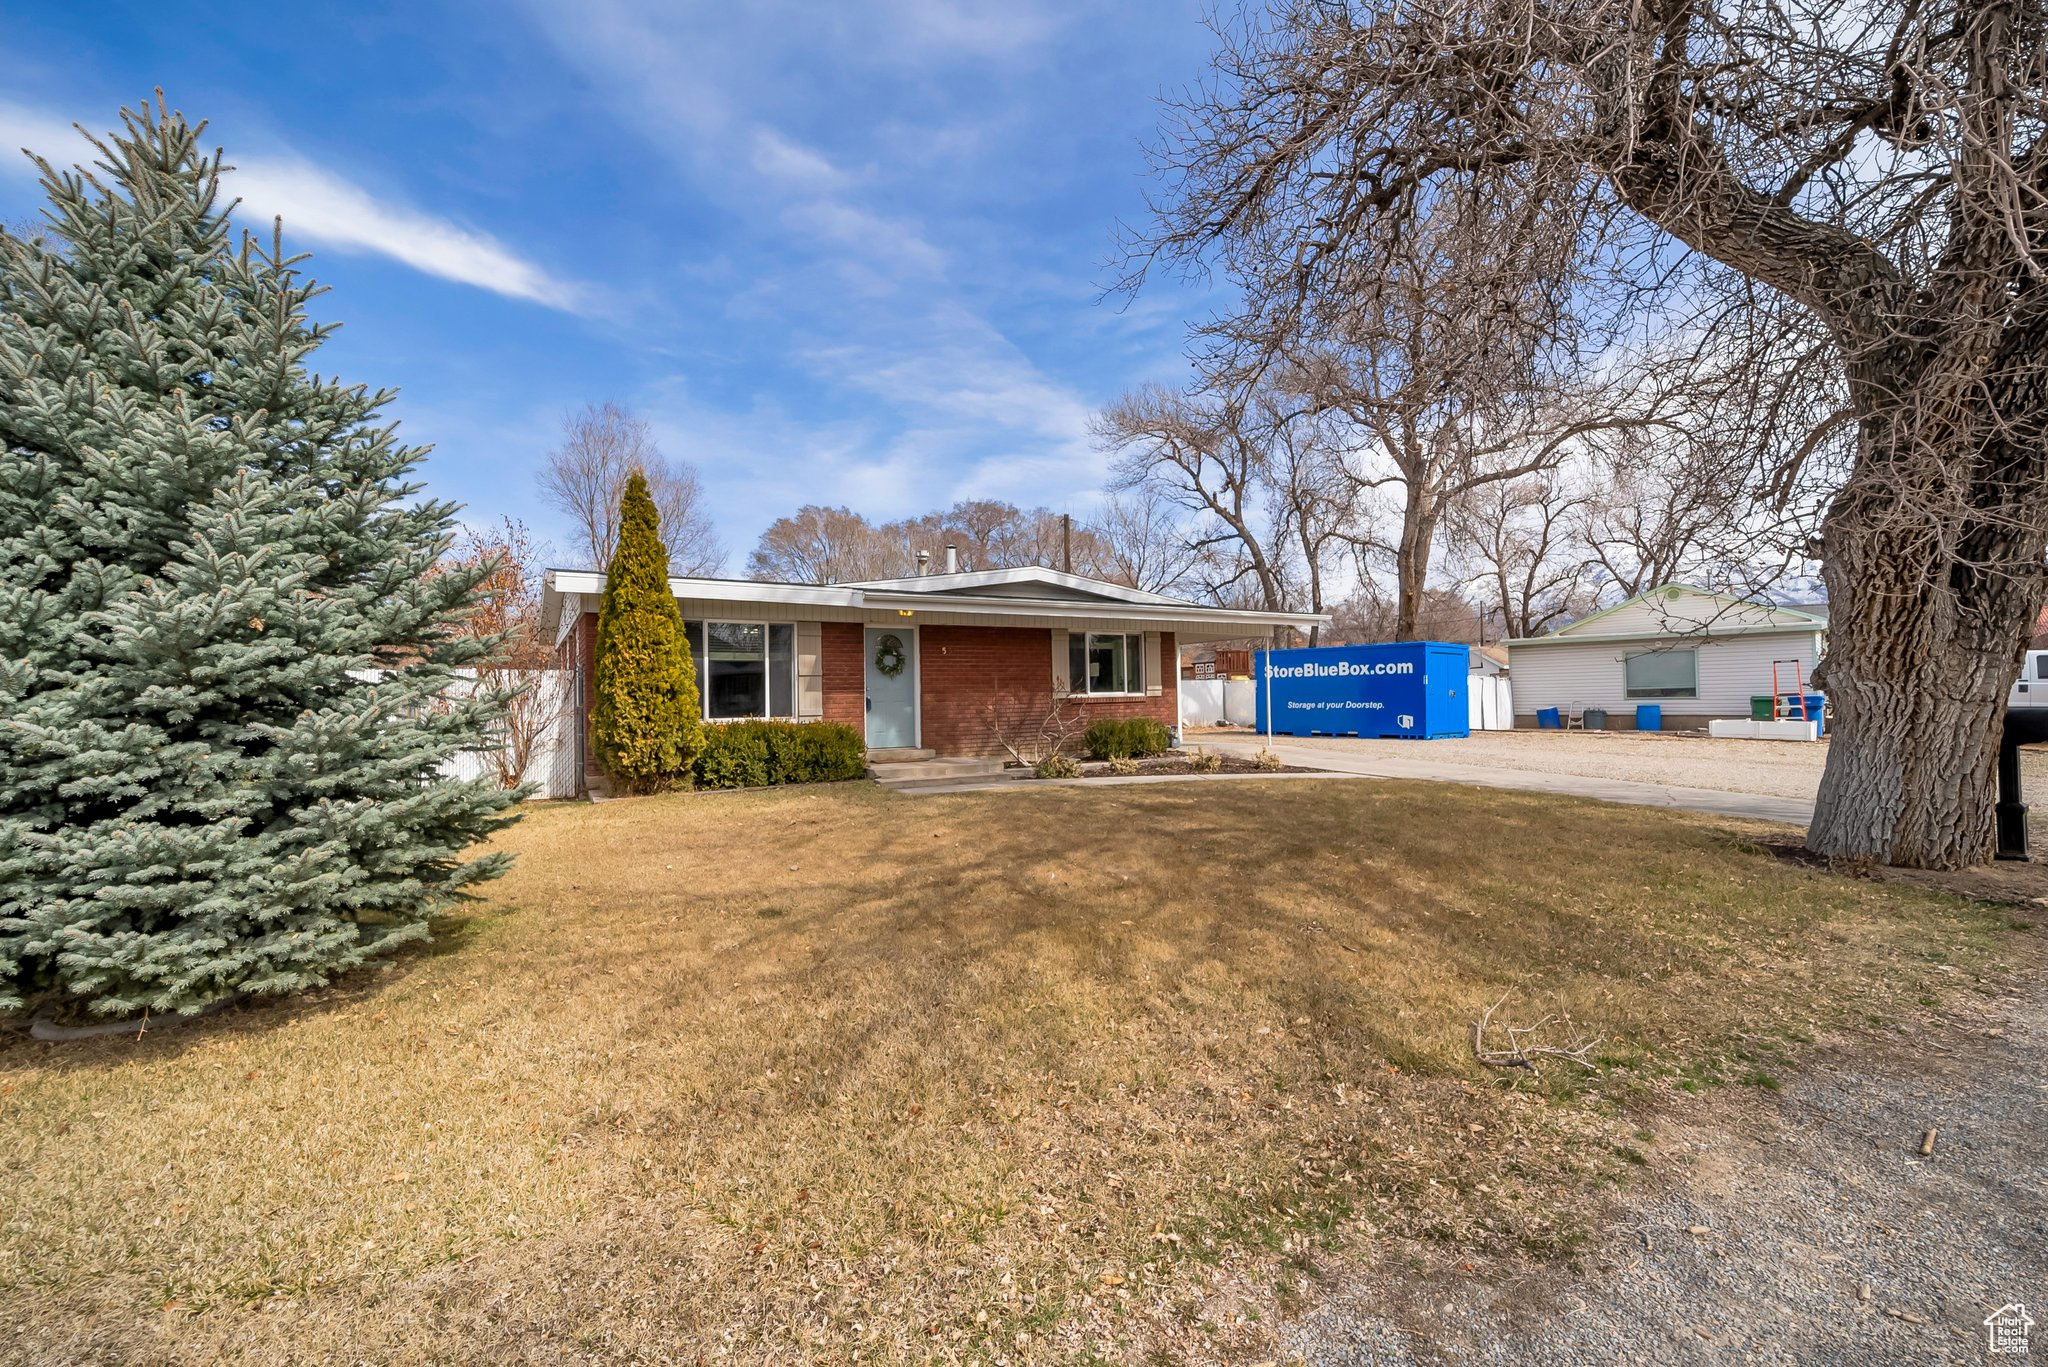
944,543,958,574
916,549,931,575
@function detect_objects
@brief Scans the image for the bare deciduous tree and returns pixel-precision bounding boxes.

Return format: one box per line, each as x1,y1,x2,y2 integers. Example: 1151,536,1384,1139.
1258,194,1618,640
447,519,565,789
1087,485,1202,594
981,679,1089,766
1446,471,1599,641
1127,0,2048,868
1095,383,1295,621
745,505,909,583
539,402,723,575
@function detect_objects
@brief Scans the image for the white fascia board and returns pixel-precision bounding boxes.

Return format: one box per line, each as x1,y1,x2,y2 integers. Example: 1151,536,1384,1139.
1504,624,1823,647
542,570,863,609
846,566,1191,607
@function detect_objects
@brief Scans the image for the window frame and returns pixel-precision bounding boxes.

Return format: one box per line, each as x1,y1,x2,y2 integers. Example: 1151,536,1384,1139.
1068,630,1147,697
685,619,799,722
1622,646,1700,700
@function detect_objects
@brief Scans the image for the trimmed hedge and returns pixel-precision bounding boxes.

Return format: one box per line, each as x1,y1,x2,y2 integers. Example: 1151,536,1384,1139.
693,721,867,789
1083,717,1174,760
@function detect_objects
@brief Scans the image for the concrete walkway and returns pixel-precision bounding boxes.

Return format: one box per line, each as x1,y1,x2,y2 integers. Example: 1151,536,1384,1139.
1191,737,1816,827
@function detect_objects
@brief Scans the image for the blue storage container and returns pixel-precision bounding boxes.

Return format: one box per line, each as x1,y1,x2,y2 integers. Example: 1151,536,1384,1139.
1635,704,1662,731
1537,706,1562,729
1253,642,1471,739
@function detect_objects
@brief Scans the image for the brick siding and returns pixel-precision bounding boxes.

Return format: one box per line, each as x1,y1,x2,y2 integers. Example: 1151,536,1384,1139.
915,625,1177,758
820,622,865,729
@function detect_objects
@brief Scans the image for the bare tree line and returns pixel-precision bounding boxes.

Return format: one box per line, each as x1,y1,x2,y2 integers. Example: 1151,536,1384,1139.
1092,343,1780,650
743,488,1205,593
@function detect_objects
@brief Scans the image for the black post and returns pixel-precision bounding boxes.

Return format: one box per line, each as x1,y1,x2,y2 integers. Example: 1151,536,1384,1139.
1996,732,2028,860
1062,513,1072,574
1995,710,2048,860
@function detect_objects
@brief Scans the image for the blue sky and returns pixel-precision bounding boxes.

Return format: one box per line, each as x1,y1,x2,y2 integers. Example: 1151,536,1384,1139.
0,0,1220,569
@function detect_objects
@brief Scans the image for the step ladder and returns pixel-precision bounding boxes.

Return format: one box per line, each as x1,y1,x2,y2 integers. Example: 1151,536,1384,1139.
1771,659,1808,720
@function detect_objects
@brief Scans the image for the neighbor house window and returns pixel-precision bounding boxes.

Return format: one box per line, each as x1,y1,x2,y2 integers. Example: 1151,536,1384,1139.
1623,647,1698,699
683,621,797,720
1068,632,1145,695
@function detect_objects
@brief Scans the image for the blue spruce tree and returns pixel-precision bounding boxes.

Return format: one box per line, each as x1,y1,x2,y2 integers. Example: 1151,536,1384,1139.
0,100,521,1018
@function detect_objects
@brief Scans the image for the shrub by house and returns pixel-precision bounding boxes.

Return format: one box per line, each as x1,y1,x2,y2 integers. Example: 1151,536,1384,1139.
694,721,865,789
1083,717,1174,760
591,472,702,791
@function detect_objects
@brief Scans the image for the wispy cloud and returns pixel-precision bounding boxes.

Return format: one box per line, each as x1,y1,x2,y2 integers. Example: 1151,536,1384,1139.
0,100,582,311
749,128,850,194
518,2,956,283
512,0,1110,529
225,159,581,311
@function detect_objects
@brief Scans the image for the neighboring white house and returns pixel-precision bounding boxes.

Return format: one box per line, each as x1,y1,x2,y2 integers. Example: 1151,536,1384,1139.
1503,584,1827,730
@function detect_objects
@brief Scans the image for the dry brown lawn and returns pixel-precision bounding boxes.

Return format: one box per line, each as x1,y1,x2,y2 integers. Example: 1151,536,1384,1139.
0,780,2029,1364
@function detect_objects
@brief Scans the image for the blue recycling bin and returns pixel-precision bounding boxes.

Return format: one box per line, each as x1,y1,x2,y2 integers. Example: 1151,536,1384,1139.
1537,707,1562,729
1635,704,1662,731
1253,641,1471,738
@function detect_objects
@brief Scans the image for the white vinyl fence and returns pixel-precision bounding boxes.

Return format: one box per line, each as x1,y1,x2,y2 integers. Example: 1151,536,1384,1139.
438,669,581,799
1179,678,1259,728
353,666,582,799
1468,675,1513,731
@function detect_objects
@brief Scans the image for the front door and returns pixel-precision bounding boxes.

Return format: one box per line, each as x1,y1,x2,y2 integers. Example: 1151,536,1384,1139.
864,627,917,748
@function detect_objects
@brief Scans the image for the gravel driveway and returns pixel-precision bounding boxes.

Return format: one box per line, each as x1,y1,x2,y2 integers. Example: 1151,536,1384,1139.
1285,945,2048,1366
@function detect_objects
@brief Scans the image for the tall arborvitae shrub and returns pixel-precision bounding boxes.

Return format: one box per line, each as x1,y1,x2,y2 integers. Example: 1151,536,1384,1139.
0,101,521,1019
591,472,702,790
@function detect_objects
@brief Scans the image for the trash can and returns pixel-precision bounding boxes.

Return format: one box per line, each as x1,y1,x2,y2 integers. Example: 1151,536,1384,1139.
1537,707,1562,729
1636,704,1662,731
1750,695,1775,721
1583,707,1608,730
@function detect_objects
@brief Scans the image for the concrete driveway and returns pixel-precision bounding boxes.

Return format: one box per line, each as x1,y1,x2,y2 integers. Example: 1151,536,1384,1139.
1194,729,2048,836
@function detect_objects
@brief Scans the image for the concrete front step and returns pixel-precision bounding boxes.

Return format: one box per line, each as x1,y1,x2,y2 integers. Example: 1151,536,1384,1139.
868,756,1009,785
867,747,938,764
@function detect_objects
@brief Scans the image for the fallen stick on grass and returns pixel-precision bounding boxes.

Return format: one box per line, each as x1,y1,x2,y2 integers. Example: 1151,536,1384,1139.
1470,991,1602,1080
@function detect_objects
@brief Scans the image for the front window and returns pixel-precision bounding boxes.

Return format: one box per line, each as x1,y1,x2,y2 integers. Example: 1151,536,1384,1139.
684,621,797,720
1624,647,1698,699
1068,631,1145,695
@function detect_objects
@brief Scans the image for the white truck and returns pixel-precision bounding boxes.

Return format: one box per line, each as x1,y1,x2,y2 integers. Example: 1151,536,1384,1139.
2010,648,2048,712
2000,648,2048,858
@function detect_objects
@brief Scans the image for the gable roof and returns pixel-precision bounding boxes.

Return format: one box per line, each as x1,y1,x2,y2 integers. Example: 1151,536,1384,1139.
1507,583,1828,648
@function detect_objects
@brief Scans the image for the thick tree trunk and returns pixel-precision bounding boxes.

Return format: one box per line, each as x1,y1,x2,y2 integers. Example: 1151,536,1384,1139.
1808,428,2048,868
1808,538,2031,868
